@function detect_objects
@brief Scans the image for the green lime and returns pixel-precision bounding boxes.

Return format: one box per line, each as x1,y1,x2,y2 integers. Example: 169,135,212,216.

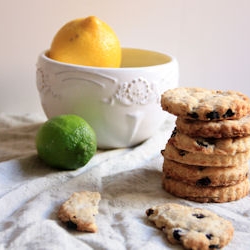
36,114,97,170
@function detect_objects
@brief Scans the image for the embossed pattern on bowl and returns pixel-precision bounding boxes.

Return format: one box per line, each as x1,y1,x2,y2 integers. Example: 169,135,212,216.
36,48,179,148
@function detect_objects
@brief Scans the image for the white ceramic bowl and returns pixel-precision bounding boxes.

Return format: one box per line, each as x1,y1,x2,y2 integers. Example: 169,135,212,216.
36,48,179,149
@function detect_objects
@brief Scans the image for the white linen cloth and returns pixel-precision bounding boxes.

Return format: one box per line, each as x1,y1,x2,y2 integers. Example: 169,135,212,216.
0,113,250,250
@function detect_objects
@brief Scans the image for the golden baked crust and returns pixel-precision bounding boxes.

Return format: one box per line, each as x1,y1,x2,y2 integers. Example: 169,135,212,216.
163,178,249,203
163,158,249,187
169,128,250,155
162,142,250,167
146,203,234,249
161,87,250,121
58,191,101,232
176,115,250,138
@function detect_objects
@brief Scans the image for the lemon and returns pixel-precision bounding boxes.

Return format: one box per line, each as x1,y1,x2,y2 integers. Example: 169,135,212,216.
36,114,97,170
49,16,121,67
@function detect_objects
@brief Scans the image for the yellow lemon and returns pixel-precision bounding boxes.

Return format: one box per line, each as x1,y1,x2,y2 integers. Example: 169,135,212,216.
49,16,121,67
36,114,97,170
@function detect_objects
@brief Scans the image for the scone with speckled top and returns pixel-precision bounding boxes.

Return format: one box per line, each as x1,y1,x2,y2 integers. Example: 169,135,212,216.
175,114,250,138
169,127,250,155
162,177,249,203
161,87,250,121
162,142,250,167
58,191,101,232
146,203,234,249
163,158,249,187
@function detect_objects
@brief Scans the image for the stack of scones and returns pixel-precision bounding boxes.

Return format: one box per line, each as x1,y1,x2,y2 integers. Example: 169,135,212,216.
161,87,250,202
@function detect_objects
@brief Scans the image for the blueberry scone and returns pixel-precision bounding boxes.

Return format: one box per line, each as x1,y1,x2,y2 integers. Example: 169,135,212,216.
163,158,249,187
169,127,250,155
161,87,250,121
175,114,250,138
163,178,249,203
146,203,234,249
162,142,250,167
58,191,101,232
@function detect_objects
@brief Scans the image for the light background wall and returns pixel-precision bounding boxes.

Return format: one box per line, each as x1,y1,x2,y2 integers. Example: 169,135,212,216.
0,0,249,114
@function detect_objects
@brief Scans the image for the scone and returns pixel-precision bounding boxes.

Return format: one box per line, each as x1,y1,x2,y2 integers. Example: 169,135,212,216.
176,114,250,138
161,87,250,121
162,142,250,167
169,127,250,155
58,191,101,232
163,177,249,203
146,203,234,249
163,158,249,187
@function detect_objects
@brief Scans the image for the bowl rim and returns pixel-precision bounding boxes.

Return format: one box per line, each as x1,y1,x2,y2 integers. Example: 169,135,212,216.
39,48,176,70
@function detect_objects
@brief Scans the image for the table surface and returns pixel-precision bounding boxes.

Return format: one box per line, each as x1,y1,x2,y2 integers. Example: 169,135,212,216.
0,113,250,250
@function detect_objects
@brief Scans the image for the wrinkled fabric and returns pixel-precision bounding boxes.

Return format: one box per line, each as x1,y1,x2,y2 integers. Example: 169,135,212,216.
0,113,249,250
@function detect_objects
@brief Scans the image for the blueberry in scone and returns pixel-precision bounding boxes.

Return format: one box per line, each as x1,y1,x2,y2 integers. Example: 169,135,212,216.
146,203,234,249
161,87,250,121
58,191,101,232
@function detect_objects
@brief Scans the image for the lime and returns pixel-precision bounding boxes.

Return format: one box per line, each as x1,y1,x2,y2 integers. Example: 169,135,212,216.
36,114,97,170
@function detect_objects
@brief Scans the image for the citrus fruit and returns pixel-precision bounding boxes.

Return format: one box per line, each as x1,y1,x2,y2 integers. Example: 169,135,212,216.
36,114,97,170
49,16,121,67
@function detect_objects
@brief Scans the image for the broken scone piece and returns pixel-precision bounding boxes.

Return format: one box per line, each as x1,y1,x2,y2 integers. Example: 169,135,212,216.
146,203,234,250
58,191,101,232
